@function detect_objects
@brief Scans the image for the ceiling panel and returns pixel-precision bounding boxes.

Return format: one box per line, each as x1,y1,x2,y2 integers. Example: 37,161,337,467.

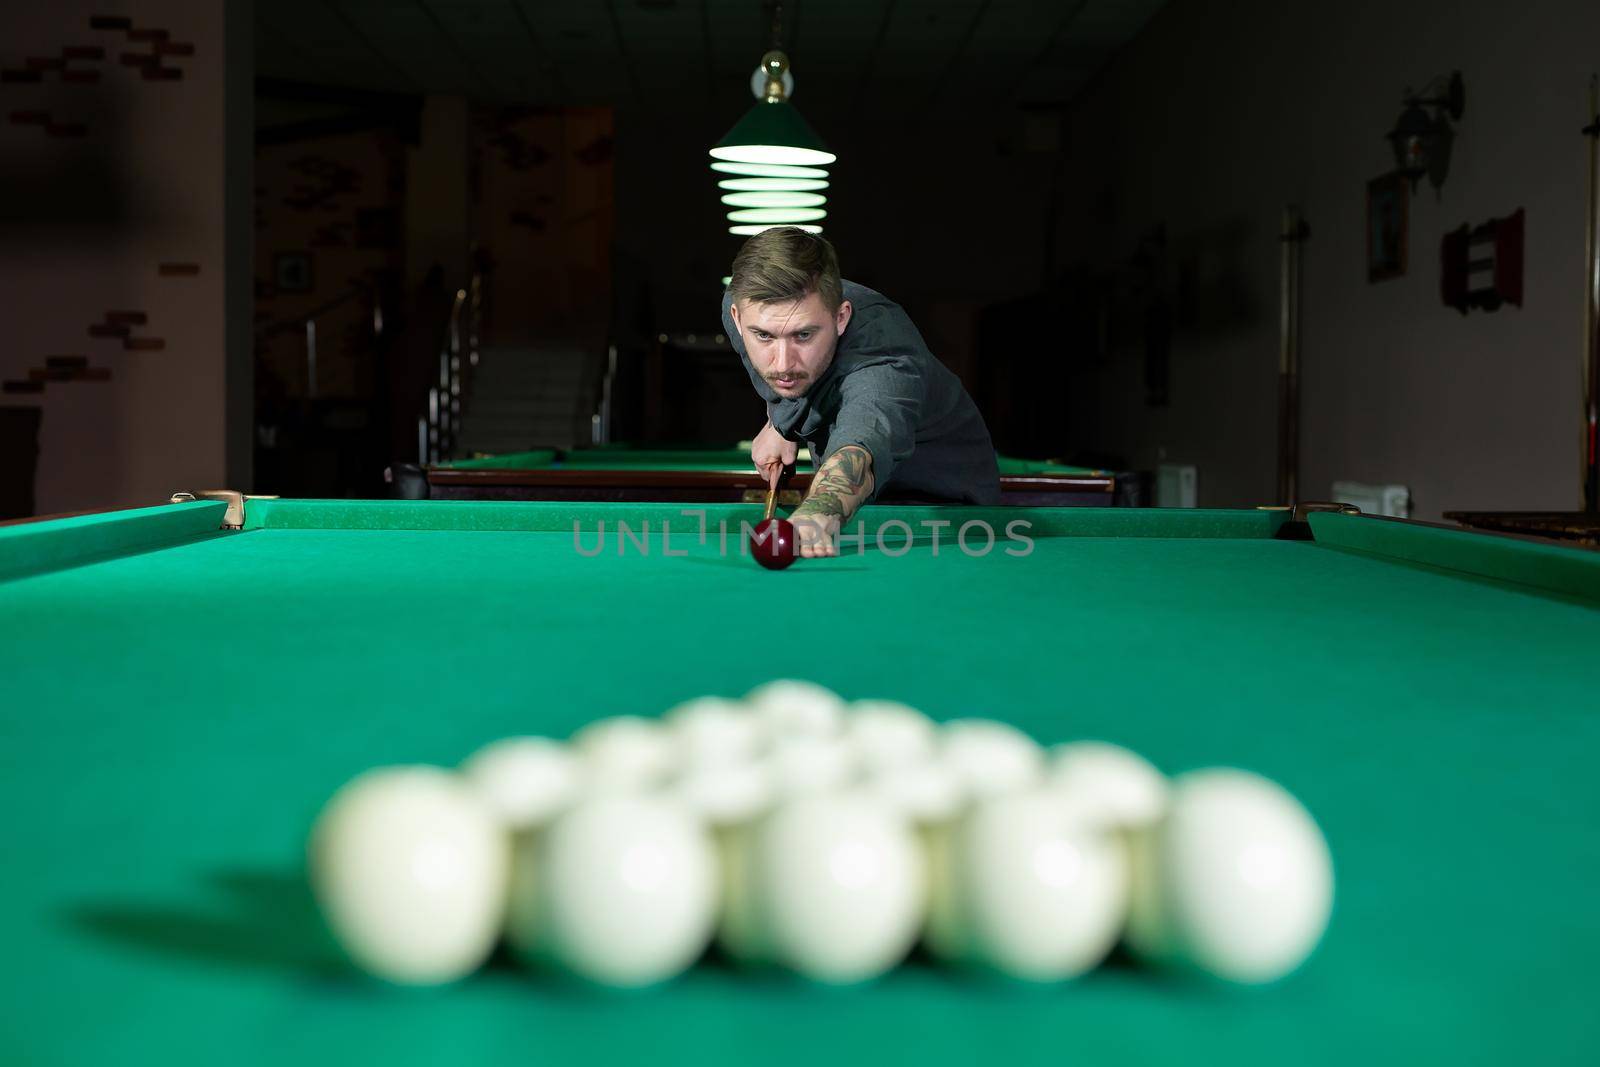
338,1,497,97
419,0,562,102
256,0,1171,115
259,1,420,91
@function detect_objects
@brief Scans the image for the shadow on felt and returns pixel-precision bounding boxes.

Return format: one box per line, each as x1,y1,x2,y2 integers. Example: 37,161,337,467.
63,867,346,979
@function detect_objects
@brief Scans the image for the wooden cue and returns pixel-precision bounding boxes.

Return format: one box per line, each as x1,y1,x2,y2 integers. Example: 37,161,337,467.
1276,205,1306,506
1584,75,1600,512
762,463,786,521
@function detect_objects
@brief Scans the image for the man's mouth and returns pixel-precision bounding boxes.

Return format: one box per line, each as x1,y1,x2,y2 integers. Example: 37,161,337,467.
770,374,804,389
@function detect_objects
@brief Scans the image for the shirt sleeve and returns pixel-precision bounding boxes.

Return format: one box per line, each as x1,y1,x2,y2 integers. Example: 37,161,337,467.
823,358,926,500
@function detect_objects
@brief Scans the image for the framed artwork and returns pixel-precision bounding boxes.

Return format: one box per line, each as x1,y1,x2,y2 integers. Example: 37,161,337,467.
1366,174,1408,282
274,251,313,293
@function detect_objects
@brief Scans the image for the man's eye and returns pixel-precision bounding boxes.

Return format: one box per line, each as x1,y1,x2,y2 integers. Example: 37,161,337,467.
796,332,813,342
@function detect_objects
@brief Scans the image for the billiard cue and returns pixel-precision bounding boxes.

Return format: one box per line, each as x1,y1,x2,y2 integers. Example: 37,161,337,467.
1277,205,1307,506
1583,75,1600,512
763,467,780,522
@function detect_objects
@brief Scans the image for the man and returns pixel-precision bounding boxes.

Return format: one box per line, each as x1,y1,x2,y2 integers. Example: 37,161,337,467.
723,227,1000,558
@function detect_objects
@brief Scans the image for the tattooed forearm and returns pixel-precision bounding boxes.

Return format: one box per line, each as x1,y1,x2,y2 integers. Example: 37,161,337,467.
795,445,874,522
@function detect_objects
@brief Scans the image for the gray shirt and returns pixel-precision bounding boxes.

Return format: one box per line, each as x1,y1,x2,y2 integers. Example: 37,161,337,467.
722,280,1000,505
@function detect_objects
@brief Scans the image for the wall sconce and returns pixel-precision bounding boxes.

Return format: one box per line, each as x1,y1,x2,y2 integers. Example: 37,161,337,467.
1386,71,1464,191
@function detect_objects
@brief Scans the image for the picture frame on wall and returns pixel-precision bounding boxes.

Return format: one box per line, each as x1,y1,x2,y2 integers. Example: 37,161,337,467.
1366,174,1407,282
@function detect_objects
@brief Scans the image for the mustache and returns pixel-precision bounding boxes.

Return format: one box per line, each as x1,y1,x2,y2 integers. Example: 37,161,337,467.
765,371,808,383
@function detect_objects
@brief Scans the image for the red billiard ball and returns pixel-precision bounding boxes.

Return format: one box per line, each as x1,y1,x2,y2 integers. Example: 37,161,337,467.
750,518,799,570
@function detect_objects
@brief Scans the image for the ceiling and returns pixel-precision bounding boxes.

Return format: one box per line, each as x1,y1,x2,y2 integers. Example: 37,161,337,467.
257,0,1169,122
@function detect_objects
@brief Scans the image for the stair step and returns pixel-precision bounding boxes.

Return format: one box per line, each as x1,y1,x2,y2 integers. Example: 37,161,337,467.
469,398,588,411
465,404,585,420
468,374,589,391
477,347,592,360
469,411,586,424
469,387,588,400
461,419,586,438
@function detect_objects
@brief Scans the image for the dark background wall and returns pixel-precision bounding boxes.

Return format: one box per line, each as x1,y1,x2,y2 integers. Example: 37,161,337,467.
0,1,253,514
1054,0,1600,515
3,0,1596,518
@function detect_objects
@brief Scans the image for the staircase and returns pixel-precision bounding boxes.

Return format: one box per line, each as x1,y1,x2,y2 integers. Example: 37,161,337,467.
452,344,600,456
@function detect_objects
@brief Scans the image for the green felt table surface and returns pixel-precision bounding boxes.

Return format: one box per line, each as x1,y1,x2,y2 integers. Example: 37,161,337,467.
440,446,1105,477
2,501,1598,1066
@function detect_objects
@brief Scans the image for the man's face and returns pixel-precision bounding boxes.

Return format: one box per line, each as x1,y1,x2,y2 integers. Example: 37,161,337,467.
731,291,853,399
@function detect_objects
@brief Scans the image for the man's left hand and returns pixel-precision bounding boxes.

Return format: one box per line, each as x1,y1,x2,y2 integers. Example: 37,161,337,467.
791,512,841,557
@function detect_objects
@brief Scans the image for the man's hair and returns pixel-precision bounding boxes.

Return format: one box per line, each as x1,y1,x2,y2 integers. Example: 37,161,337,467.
727,227,843,312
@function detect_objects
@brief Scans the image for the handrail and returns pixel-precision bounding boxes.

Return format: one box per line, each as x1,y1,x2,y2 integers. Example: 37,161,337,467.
591,342,617,445
420,268,482,464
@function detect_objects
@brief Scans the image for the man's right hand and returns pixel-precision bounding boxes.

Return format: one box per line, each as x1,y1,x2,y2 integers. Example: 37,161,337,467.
751,420,798,486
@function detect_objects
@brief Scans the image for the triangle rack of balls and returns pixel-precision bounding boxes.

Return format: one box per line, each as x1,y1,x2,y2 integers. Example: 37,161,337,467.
309,680,1333,988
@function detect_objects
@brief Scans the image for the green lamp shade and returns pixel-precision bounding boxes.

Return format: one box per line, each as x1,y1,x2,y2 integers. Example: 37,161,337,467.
711,161,830,179
710,101,837,167
721,191,827,209
729,223,824,236
718,176,830,192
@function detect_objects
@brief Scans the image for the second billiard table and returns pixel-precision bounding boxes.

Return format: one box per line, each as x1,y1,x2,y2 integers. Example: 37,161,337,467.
1,497,1598,1065
388,445,1135,506
1445,509,1600,548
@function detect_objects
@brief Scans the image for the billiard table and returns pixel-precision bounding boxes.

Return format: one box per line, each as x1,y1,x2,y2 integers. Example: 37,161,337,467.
1444,509,1600,548
2,497,1598,1066
388,445,1136,507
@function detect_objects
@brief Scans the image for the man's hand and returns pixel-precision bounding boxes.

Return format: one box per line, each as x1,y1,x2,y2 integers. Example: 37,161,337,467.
792,513,841,557
751,420,798,486
792,445,873,558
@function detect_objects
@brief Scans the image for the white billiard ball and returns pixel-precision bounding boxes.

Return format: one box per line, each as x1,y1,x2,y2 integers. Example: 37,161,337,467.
744,679,846,739
459,736,582,830
669,760,775,827
862,759,963,825
860,759,964,948
537,795,718,987
308,766,508,985
846,699,937,772
935,790,1128,980
664,696,764,769
739,792,925,983
1126,768,1333,984
665,759,776,952
939,718,1044,799
1047,741,1168,831
764,734,857,796
570,715,677,792
705,730,882,968
712,816,771,965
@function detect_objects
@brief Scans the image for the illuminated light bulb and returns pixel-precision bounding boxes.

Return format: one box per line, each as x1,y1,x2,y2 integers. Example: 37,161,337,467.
710,143,836,167
726,207,827,224
711,161,830,179
718,177,830,192
721,191,827,209
728,224,824,236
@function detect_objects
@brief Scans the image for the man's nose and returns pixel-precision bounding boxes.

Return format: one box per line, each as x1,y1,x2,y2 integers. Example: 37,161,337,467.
771,341,795,370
